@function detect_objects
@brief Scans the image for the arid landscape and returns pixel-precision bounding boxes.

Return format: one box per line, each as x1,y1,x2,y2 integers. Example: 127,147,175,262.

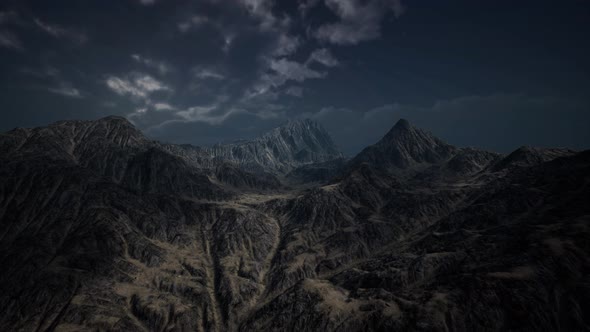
2,1,590,331
1,116,588,331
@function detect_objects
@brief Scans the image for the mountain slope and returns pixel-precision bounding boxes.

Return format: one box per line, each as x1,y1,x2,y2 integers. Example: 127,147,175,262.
158,119,345,188
244,149,590,330
348,119,456,172
0,116,588,331
1,116,231,200
239,123,589,331
490,145,576,171
210,119,342,173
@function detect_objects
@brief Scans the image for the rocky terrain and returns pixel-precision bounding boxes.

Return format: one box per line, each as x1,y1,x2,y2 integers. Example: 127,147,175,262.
161,119,343,176
0,116,588,331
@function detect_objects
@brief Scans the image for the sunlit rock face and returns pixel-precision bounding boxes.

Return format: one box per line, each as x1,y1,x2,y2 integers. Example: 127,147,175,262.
0,116,588,331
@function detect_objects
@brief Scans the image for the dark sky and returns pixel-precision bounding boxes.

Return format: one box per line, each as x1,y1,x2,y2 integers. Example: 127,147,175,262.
1,0,589,156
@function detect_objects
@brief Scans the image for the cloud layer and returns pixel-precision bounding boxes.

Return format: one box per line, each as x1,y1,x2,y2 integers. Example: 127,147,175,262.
1,1,589,154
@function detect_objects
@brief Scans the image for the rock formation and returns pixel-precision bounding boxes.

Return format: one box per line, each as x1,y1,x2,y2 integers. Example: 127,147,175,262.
0,117,588,331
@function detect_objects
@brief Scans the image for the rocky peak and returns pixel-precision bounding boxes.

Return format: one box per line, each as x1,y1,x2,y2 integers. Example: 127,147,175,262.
380,119,443,147
281,118,315,130
350,118,456,170
391,118,411,130
99,115,130,123
262,119,338,153
0,115,151,170
59,115,149,149
491,145,576,171
207,119,343,173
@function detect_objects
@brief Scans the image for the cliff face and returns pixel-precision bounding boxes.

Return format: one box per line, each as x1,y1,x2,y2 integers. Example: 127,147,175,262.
213,119,341,171
0,116,588,331
165,119,343,175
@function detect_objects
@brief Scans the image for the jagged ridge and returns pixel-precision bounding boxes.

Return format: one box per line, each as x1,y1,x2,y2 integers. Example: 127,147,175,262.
205,119,343,174
0,116,588,332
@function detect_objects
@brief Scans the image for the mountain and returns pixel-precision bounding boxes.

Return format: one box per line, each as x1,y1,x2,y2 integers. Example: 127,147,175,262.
348,119,457,172
0,116,588,331
491,145,576,171
209,119,342,173
0,116,343,194
343,119,502,185
164,119,343,176
0,116,233,200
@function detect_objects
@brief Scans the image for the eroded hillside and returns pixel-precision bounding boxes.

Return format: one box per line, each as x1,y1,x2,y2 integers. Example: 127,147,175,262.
0,117,588,331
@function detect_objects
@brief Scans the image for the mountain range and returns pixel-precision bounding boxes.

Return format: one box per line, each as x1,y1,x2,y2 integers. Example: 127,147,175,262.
0,116,588,331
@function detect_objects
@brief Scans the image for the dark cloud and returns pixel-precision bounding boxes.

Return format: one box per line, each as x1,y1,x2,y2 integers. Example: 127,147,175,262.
0,30,22,50
33,18,87,44
272,33,301,56
131,54,173,75
285,86,303,97
46,84,82,98
192,66,226,80
0,10,22,25
0,0,589,155
307,48,339,67
105,73,171,99
314,0,405,45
